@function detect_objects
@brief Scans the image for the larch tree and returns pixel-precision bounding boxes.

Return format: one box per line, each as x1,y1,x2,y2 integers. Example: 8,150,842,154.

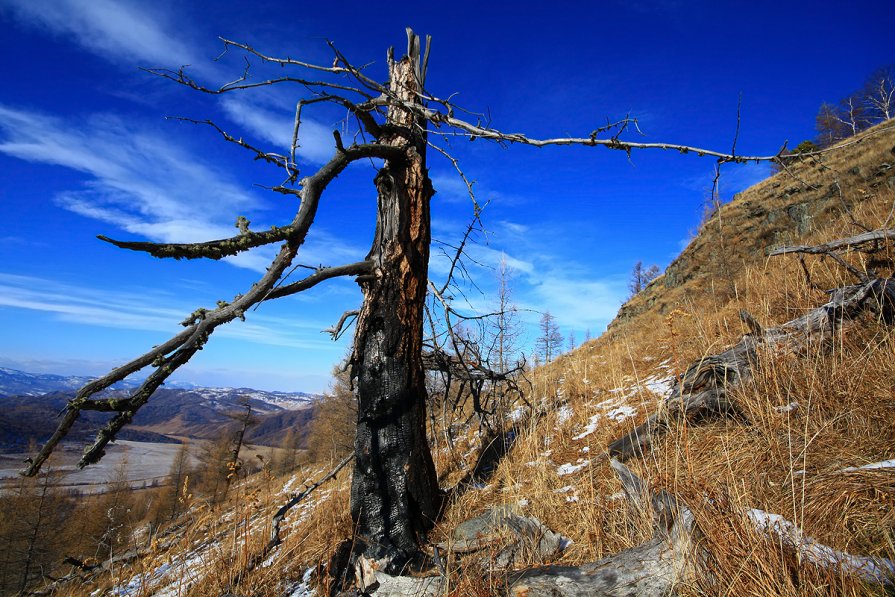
161,440,192,522
491,255,522,374
23,29,794,574
629,260,661,297
487,255,525,418
535,311,563,363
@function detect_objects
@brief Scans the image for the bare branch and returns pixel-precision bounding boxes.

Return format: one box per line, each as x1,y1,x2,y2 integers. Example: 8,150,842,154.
436,200,487,297
219,37,383,96
143,65,370,99
169,116,293,169
325,309,361,340
97,224,293,260
95,142,406,262
426,140,478,208
264,261,372,301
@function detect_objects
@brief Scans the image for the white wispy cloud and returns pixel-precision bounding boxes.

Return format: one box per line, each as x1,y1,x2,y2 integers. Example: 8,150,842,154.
0,272,340,350
525,275,626,332
428,211,624,341
0,104,281,271
1,0,367,268
2,0,338,166
1,0,200,70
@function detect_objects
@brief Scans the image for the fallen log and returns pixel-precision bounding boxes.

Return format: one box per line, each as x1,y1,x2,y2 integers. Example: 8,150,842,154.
607,278,895,461
503,459,699,596
747,509,894,588
768,228,895,257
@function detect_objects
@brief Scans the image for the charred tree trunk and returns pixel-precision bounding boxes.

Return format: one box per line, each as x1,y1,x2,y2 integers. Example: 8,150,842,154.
349,39,442,571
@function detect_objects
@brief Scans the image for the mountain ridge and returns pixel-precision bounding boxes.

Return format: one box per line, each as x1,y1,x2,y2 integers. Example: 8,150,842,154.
0,366,320,450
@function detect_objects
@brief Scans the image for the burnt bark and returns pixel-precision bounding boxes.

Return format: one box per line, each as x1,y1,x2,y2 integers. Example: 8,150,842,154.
349,44,442,571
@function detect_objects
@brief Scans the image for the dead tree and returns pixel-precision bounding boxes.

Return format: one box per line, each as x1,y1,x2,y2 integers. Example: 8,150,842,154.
347,42,443,569
22,29,799,573
222,398,256,500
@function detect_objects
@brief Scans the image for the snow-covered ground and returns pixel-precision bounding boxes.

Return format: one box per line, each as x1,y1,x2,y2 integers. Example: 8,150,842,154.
0,440,202,493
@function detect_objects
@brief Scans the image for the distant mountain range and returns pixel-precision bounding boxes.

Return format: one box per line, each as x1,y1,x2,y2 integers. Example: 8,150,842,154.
0,367,321,451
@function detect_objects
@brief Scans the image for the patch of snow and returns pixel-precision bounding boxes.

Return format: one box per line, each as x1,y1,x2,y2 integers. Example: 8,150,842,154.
565,495,579,503
748,509,895,586
774,401,799,413
281,474,299,495
286,568,317,597
553,485,575,493
557,459,590,476
517,498,530,507
607,405,637,422
509,405,526,422
594,396,626,410
573,414,601,440
604,373,673,403
556,404,574,425
580,446,590,453
112,548,208,597
642,375,674,396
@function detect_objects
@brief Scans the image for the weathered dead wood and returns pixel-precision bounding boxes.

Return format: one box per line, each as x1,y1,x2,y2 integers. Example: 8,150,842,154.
430,506,571,565
503,459,698,596
608,278,895,461
347,33,443,571
768,228,895,256
747,509,894,588
769,228,895,284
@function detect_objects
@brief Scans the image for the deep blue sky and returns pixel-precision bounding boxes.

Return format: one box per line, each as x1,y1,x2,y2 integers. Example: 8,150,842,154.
1,1,892,392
